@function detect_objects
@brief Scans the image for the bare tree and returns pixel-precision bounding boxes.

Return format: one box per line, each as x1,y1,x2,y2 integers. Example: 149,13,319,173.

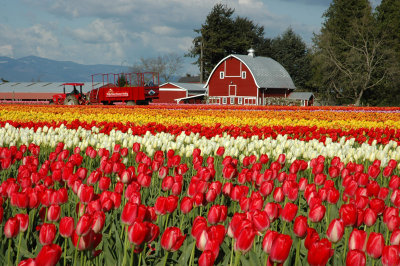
313,8,389,106
131,53,183,83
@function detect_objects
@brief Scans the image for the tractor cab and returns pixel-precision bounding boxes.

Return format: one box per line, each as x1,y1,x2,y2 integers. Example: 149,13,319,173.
50,83,86,105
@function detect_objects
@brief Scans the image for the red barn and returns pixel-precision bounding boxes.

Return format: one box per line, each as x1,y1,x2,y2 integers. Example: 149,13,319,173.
154,82,205,104
205,50,296,105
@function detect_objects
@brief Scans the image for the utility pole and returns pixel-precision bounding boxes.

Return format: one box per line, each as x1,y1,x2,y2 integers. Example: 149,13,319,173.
200,38,204,84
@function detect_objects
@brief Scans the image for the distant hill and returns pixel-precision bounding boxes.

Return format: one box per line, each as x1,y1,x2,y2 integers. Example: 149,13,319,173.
0,56,131,82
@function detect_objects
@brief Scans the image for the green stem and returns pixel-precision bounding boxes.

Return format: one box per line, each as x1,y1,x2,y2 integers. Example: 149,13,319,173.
342,227,348,264
230,238,235,266
64,238,68,266
121,225,129,266
295,238,301,266
130,245,135,266
138,248,143,266
188,241,195,266
6,238,12,266
15,232,23,266
233,251,242,266
163,251,169,266
73,236,81,266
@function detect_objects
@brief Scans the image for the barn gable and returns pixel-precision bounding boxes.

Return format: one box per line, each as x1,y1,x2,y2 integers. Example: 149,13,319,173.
205,52,297,105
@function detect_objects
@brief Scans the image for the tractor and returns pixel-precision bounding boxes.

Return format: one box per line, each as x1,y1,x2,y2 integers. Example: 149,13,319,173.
49,83,87,105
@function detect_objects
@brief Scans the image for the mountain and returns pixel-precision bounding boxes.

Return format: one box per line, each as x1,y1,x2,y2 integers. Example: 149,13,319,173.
0,56,131,82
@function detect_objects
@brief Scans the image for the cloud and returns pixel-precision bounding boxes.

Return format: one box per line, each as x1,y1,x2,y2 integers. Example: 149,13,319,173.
0,45,13,57
280,0,332,6
0,24,63,59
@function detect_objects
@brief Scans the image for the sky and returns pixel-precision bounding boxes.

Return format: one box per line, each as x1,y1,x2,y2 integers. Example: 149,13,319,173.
0,0,381,75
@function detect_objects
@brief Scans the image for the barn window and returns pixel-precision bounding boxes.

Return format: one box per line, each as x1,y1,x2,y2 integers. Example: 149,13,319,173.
222,97,227,104
241,71,246,79
238,97,242,104
220,72,224,79
230,97,234,104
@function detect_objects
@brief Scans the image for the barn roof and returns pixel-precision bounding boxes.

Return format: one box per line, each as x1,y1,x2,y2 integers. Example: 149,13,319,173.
0,82,102,93
160,82,205,94
287,92,314,101
205,54,296,90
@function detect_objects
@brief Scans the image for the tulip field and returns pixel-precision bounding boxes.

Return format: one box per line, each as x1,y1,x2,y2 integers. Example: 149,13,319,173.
2,104,400,266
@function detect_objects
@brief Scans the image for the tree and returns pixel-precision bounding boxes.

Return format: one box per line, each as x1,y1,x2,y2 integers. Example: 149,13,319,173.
131,53,183,83
312,0,388,106
271,28,311,90
116,74,128,87
367,0,400,106
188,4,272,81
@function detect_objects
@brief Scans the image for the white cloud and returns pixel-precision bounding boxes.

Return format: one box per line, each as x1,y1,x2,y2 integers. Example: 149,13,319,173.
0,45,13,57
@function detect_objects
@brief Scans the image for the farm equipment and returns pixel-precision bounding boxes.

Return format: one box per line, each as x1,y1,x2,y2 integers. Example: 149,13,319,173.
49,72,159,105
50,83,87,105
88,72,159,105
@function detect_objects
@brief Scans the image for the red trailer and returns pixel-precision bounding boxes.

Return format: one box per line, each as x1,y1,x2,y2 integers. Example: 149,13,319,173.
88,72,159,105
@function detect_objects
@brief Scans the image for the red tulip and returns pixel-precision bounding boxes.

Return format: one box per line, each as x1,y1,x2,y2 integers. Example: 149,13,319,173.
234,227,256,254
76,214,92,236
47,204,61,222
390,229,400,245
35,244,62,266
307,239,334,266
262,230,279,254
59,217,75,238
264,202,281,222
161,227,186,252
18,258,36,266
192,216,208,240
281,202,298,222
128,221,149,245
198,250,216,266
180,197,193,214
340,204,357,227
91,211,106,233
309,204,326,223
349,228,367,252
121,202,139,225
326,218,344,243
366,232,385,259
304,228,320,250
346,249,366,266
269,234,292,263
363,208,377,227
39,223,57,245
15,213,29,232
4,217,19,238
382,245,400,266
207,205,227,225
252,210,270,233
293,216,308,238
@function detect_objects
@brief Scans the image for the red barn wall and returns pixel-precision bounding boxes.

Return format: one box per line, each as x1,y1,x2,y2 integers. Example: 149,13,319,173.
208,57,257,100
0,92,54,100
153,84,187,103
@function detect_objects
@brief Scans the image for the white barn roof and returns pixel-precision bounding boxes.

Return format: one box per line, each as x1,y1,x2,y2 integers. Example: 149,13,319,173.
160,82,205,94
205,54,296,90
0,82,103,93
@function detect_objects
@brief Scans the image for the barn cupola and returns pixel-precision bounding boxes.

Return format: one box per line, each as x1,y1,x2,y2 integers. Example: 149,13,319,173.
247,48,255,58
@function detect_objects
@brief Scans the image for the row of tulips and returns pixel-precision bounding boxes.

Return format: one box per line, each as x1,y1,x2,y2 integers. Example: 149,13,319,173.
1,105,400,131
0,136,399,265
1,123,400,169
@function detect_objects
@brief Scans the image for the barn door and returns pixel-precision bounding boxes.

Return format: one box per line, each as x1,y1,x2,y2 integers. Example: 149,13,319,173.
229,85,236,96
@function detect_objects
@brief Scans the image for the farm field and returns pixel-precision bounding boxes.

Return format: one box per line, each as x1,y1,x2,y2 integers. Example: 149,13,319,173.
1,104,400,266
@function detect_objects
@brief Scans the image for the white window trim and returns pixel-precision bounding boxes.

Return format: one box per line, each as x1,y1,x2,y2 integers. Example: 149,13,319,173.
238,97,242,104
241,71,246,79
220,72,224,79
222,97,227,104
230,97,234,104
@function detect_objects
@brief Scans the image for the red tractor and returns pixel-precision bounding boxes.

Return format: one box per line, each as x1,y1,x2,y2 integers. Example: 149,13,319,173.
88,72,159,105
49,72,159,105
50,83,88,105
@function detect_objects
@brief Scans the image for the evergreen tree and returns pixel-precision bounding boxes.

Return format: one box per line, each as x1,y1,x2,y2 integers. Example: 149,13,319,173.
312,0,387,106
368,0,400,106
188,4,272,80
271,28,311,90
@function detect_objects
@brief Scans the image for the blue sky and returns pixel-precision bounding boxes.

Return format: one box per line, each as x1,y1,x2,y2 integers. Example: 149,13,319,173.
0,0,381,75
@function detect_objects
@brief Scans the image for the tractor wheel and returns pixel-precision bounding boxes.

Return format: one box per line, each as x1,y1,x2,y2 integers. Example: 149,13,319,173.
126,101,136,106
64,95,79,105
136,100,149,105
